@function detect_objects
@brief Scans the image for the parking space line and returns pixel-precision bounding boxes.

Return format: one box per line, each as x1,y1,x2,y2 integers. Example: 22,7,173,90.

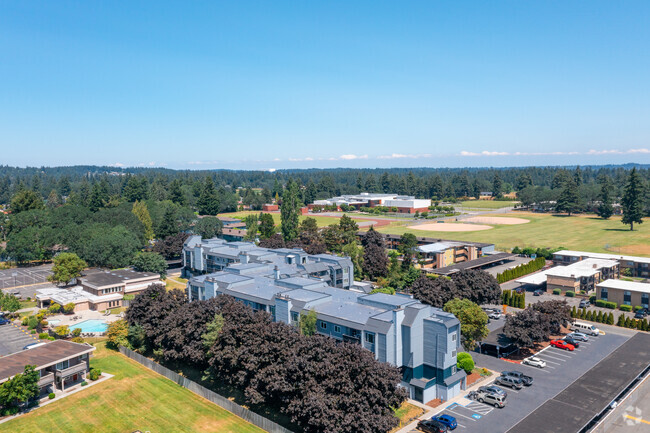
540,355,567,363
544,351,571,359
447,410,478,422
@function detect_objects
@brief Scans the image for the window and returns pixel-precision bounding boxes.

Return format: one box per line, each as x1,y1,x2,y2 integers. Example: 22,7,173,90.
320,321,327,330
642,293,649,307
291,311,299,323
56,360,69,371
452,350,457,358
624,291,632,306
452,366,457,374
334,325,341,333
600,288,608,301
365,333,375,344
451,332,457,342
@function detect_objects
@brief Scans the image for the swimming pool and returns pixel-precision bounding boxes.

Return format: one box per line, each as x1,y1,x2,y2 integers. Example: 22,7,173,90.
70,319,108,333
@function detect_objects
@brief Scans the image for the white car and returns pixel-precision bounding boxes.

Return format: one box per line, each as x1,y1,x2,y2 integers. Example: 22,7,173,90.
522,356,546,368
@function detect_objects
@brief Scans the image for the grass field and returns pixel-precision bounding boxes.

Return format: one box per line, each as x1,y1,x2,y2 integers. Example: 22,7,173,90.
3,342,264,433
165,276,188,291
457,200,519,209
378,212,650,256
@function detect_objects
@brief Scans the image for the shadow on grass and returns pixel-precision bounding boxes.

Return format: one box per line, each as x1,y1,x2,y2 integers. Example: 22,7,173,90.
603,228,634,232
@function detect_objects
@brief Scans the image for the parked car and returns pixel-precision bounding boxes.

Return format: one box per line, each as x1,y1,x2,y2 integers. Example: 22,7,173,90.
23,342,47,350
571,321,600,336
502,370,533,386
472,389,507,408
567,332,589,342
0,316,9,325
550,339,575,351
478,385,507,397
430,414,457,430
417,419,449,433
494,375,524,389
634,308,649,319
563,336,580,348
522,356,546,368
579,299,589,308
515,287,524,294
489,311,502,320
534,289,543,296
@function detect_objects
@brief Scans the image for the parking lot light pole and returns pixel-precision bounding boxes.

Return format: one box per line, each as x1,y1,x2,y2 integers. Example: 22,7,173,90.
12,272,17,288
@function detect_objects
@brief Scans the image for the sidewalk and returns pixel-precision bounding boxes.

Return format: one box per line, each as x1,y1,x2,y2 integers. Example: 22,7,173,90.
394,368,499,433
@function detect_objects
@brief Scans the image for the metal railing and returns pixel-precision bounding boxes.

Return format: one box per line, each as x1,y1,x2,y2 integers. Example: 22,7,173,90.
55,363,87,378
38,372,55,386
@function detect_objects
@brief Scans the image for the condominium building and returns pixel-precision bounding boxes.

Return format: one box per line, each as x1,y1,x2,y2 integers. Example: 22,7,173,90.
517,258,619,293
553,250,650,278
596,279,650,309
184,238,465,403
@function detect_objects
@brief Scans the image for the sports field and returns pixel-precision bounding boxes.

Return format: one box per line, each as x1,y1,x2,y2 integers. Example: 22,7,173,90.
378,212,650,256
3,342,264,433
219,211,390,228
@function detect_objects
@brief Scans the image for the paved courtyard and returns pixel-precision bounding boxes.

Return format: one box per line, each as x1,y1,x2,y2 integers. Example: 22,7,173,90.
0,322,39,356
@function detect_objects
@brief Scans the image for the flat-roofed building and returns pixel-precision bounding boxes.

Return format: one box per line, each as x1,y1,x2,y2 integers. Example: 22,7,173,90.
310,193,431,213
596,279,650,309
553,250,650,278
517,258,619,293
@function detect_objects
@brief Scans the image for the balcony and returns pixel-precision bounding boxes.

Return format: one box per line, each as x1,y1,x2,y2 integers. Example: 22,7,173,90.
343,334,361,344
55,363,87,379
38,372,54,387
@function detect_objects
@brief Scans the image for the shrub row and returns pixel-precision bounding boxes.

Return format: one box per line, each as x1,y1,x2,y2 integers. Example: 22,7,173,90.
565,291,575,297
553,288,561,295
570,306,650,331
502,290,525,308
619,305,633,312
496,257,546,283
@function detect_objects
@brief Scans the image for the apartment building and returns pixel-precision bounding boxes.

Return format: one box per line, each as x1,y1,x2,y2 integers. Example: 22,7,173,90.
553,250,650,278
185,239,464,403
517,258,619,293
596,279,650,309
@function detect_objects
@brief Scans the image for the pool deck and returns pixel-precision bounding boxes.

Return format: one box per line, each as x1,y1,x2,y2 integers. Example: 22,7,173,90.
47,309,121,328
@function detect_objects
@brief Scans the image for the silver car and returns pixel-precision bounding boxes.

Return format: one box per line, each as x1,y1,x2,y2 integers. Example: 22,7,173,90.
522,356,546,368
567,332,589,342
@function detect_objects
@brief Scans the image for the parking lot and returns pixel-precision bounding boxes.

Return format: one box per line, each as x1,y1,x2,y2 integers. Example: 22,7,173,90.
0,264,53,290
0,321,39,356
410,324,637,433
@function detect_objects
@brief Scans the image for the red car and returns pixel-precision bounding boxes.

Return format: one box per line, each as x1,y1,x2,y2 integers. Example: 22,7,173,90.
550,339,575,351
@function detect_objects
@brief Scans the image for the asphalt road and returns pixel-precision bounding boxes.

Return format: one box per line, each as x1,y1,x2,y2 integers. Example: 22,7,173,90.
417,325,636,433
0,321,39,356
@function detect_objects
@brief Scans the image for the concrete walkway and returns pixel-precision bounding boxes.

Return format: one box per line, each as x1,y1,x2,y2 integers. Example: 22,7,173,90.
394,368,499,433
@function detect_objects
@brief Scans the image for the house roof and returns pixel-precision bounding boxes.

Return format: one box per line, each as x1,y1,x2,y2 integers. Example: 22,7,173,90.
0,340,95,382
554,250,650,265
81,269,158,287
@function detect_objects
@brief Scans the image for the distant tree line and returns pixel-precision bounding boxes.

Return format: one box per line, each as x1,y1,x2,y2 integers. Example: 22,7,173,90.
121,284,407,433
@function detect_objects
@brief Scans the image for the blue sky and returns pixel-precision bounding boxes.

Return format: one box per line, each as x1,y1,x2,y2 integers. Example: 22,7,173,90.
1,1,649,170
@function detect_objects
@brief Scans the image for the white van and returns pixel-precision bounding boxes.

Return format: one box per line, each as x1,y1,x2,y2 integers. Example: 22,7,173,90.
23,342,48,350
571,321,600,336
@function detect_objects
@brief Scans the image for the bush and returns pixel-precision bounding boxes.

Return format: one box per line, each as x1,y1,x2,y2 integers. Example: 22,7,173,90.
89,368,101,381
27,316,39,329
72,328,81,337
21,317,28,326
54,325,70,338
634,306,643,312
595,300,606,307
1,406,19,416
496,256,546,283
605,301,617,309
48,303,62,314
565,291,575,297
48,392,55,399
553,289,561,295
81,381,88,386
457,356,475,374
40,320,48,328
620,305,633,312
30,330,36,334
71,336,84,343
38,332,49,339
589,295,597,303
63,303,76,314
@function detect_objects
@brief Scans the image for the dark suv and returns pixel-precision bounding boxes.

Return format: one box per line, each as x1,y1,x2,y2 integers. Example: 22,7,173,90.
634,308,649,319
417,419,449,433
502,370,533,386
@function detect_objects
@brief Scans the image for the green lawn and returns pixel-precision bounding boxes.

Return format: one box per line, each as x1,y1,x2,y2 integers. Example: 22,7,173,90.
3,342,264,433
378,212,650,256
457,200,519,209
19,300,38,309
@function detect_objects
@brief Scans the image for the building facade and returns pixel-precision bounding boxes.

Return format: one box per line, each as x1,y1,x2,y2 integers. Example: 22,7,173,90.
596,280,650,309
553,250,650,278
184,238,464,403
310,193,431,213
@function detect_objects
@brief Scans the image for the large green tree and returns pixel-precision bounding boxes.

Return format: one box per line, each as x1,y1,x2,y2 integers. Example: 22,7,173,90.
197,177,220,216
258,213,276,239
0,365,39,409
280,179,300,242
10,190,44,214
621,167,645,230
132,200,154,241
48,252,87,286
361,227,388,279
132,252,168,278
194,216,223,239
443,298,489,349
556,179,582,216
596,175,614,220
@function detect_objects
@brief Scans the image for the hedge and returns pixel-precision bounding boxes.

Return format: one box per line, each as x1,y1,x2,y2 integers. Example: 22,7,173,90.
553,289,561,295
496,257,546,283
595,300,606,307
634,306,643,312
619,305,633,312
604,301,617,309
565,291,575,297
501,290,526,308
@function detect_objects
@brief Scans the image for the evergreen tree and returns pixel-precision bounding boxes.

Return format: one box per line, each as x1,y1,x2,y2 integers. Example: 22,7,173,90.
596,311,603,323
556,179,582,216
607,312,615,325
258,213,276,239
621,167,645,231
157,206,178,239
197,177,220,215
596,175,614,219
169,179,187,206
361,227,388,279
492,173,503,198
617,314,625,327
280,179,300,242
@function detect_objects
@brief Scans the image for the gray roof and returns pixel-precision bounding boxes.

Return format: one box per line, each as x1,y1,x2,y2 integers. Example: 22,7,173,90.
81,269,158,287
443,370,467,386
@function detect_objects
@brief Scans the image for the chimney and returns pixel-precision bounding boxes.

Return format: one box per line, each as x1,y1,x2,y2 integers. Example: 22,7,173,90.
274,266,280,280
593,263,597,269
239,252,249,264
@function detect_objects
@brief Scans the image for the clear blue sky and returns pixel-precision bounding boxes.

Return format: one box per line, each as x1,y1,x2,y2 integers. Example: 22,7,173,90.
1,1,649,169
